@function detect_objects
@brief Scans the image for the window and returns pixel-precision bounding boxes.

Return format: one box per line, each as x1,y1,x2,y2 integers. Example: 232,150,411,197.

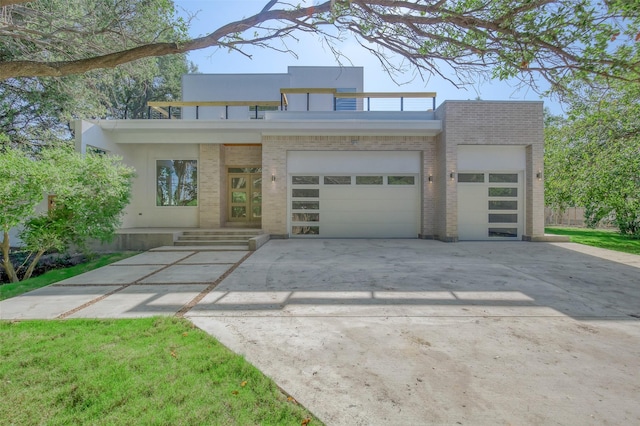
458,173,485,183
489,187,518,197
292,176,320,185
489,214,518,223
489,173,518,183
336,88,357,111
356,176,383,185
292,188,319,198
388,176,415,185
324,176,351,185
488,228,518,238
292,201,319,209
488,201,518,210
156,160,198,206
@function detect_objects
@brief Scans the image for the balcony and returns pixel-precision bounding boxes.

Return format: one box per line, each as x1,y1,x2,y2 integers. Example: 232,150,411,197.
146,90,437,120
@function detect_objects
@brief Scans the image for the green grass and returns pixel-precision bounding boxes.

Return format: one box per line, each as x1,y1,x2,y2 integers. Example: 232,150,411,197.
0,317,319,425
0,252,139,301
545,227,640,255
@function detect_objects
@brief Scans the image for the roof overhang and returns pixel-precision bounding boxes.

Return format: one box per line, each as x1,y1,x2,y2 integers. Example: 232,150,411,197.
93,118,442,144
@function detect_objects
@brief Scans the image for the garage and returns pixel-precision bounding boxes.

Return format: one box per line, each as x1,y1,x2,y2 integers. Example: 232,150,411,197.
287,151,421,238
457,146,525,240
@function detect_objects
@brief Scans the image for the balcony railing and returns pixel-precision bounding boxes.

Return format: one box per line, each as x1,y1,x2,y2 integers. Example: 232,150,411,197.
146,90,436,119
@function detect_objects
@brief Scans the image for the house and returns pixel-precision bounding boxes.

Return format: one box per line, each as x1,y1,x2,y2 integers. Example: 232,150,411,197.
75,66,545,249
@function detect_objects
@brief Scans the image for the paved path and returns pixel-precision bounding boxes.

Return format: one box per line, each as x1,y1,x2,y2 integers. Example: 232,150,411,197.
2,240,639,425
0,247,251,319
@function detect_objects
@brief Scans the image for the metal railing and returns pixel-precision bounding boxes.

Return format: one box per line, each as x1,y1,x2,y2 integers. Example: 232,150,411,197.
146,90,437,119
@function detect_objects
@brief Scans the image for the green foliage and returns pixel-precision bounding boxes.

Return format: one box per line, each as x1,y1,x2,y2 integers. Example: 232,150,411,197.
0,146,135,282
0,0,192,146
27,148,136,250
0,317,319,425
95,55,197,119
545,79,640,237
0,147,50,234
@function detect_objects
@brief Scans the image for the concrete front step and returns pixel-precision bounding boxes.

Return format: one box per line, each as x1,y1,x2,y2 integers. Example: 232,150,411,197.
174,229,267,251
178,235,257,241
182,230,263,236
174,239,249,246
152,245,250,251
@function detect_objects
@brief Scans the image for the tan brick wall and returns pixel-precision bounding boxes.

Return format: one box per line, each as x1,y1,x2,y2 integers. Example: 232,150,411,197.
435,101,545,240
224,145,262,166
261,135,436,236
198,144,222,228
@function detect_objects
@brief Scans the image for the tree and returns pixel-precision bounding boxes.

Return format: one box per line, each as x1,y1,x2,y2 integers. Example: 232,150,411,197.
0,146,135,282
95,54,197,120
1,1,639,95
544,79,640,237
0,141,50,282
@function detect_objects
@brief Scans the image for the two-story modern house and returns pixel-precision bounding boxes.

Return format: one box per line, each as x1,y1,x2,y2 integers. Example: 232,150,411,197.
75,66,545,249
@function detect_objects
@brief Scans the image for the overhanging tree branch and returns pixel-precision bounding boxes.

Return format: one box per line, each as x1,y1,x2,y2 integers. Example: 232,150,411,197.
1,0,639,94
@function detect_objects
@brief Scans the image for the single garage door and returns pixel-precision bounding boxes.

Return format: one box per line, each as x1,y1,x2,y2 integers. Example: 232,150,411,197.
287,151,421,238
457,172,524,240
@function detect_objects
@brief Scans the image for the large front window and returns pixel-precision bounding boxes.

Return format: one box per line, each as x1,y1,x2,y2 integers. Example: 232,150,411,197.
156,160,198,206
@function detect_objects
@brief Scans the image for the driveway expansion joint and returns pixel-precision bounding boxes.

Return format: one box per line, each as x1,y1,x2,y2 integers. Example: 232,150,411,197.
55,251,201,319
176,251,254,318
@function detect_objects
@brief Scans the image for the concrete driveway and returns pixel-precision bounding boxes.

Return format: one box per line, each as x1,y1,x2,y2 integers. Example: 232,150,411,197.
186,239,640,425
2,239,639,424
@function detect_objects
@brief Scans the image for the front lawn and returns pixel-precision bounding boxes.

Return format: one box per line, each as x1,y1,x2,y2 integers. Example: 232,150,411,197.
0,317,319,425
0,252,139,301
545,227,640,255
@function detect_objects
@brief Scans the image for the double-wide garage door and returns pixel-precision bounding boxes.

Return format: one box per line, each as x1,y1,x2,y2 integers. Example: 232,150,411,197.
287,151,420,238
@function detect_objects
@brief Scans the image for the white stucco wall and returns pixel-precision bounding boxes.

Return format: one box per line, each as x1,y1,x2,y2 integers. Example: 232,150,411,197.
180,66,364,117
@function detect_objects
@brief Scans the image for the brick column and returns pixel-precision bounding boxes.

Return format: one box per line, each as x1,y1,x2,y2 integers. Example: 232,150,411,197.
198,144,222,228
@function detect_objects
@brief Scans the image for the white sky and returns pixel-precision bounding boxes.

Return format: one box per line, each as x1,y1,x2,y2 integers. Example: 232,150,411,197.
175,0,561,114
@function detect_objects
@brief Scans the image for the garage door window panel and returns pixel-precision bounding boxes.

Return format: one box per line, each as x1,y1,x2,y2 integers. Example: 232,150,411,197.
489,214,518,223
489,201,518,210
489,173,518,183
489,187,518,197
292,176,319,185
292,201,319,209
388,176,415,185
292,226,320,235
458,173,485,183
324,176,351,185
292,188,319,198
356,176,383,185
292,213,320,222
489,228,518,238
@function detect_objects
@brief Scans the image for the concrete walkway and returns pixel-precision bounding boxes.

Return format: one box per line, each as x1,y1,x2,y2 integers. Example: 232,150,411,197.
0,247,251,319
2,240,640,425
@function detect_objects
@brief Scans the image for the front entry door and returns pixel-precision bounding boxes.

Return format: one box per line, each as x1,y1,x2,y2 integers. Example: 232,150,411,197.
228,168,262,224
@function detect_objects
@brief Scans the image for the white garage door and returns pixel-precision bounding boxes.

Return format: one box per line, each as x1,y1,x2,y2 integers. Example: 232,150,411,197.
457,172,524,240
287,151,421,238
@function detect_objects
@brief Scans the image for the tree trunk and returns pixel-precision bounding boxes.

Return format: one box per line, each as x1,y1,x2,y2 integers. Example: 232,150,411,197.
1,231,19,283
22,248,46,281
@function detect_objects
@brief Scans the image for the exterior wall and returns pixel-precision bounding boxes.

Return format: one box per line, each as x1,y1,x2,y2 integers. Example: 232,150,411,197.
181,66,364,118
120,143,200,228
261,135,435,237
224,145,262,166
435,101,545,240
199,144,222,228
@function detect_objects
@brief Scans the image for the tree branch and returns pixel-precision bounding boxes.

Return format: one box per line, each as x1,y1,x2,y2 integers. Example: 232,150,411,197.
0,1,333,79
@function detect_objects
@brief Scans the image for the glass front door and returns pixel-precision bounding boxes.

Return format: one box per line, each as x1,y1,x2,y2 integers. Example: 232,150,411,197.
228,168,262,223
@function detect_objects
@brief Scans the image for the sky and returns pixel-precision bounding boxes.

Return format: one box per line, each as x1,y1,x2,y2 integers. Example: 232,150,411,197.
175,0,562,114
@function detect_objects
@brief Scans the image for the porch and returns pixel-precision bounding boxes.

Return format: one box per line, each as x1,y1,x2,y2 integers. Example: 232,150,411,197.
91,228,269,252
